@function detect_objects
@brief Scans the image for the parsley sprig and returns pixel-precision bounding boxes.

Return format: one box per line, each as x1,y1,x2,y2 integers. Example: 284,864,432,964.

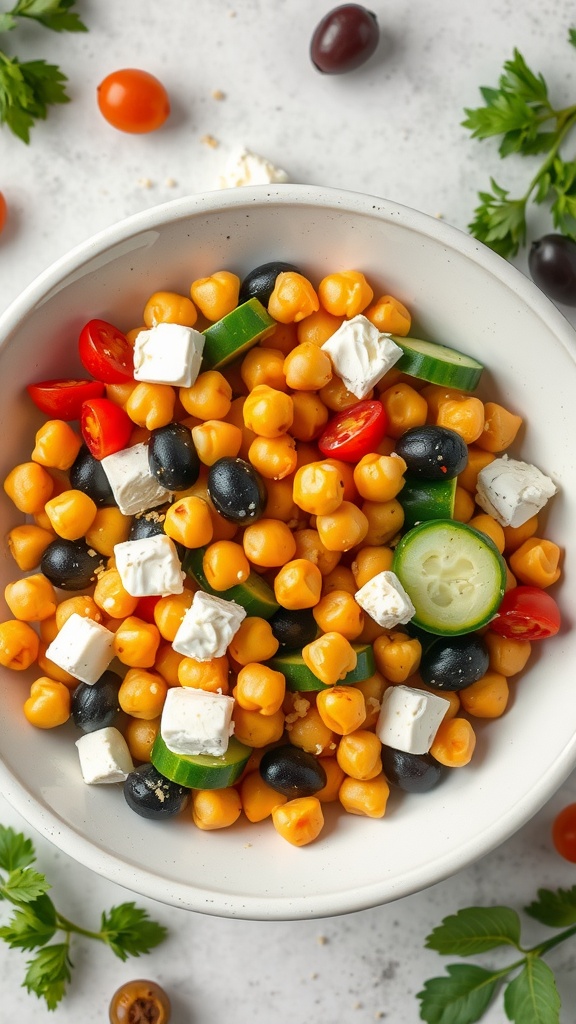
463,30,576,258
0,0,87,143
0,824,167,1010
417,886,576,1023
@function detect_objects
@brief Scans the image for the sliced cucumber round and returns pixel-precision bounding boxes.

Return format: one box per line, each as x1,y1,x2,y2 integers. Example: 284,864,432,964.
182,546,279,619
391,335,483,390
202,297,277,370
398,475,456,529
151,733,252,789
268,644,376,691
393,519,506,636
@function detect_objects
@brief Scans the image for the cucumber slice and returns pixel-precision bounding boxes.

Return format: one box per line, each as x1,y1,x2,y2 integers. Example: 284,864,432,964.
151,733,252,789
268,644,376,691
393,519,506,636
399,475,456,529
182,546,279,619
202,298,277,370
391,336,483,390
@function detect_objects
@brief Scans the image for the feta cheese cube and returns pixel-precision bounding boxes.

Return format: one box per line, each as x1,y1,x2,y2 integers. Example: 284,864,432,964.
354,570,415,629
161,687,235,756
76,727,134,784
133,322,205,388
101,442,172,516
321,315,403,399
376,685,450,755
476,455,557,528
172,591,246,660
45,613,115,685
217,146,289,188
114,534,184,597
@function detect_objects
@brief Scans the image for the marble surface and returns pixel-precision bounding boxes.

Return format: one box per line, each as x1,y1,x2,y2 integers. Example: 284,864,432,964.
2,1,576,1020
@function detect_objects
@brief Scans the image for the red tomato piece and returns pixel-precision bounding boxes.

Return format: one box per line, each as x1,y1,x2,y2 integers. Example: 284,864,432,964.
79,319,134,384
552,803,576,862
318,399,387,462
81,397,133,460
0,191,7,235
26,378,105,420
135,595,161,623
97,68,170,134
490,585,561,640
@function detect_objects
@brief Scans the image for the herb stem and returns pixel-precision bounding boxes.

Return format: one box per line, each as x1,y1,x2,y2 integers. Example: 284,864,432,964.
526,921,576,959
54,912,104,944
520,107,576,203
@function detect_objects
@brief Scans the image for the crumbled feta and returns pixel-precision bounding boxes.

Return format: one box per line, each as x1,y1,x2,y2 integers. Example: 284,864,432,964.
133,322,205,388
45,613,115,685
376,685,449,755
76,727,134,784
172,591,246,660
160,687,235,756
114,534,184,597
217,146,289,188
320,315,402,399
476,455,557,528
354,570,415,629
101,442,172,516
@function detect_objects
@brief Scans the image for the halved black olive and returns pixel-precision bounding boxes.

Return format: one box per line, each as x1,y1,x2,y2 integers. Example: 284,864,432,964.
207,456,267,524
124,764,189,820
41,539,105,590
268,608,318,649
239,260,301,306
395,426,468,480
148,422,200,491
129,506,168,541
259,744,326,798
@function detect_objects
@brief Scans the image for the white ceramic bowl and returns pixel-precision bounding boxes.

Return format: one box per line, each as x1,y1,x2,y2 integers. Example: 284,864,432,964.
0,185,575,920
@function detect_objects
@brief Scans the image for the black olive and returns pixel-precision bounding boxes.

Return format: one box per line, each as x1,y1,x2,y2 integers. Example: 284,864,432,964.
69,444,117,506
310,4,380,75
148,422,200,491
109,979,171,1024
129,506,168,541
207,456,267,524
528,233,576,306
381,746,446,793
72,671,122,732
259,744,327,798
394,426,468,480
238,260,301,306
124,764,189,820
420,634,490,691
41,539,105,591
268,608,318,649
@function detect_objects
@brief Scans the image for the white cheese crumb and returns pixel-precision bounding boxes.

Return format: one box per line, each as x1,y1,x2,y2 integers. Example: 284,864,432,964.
76,727,134,784
101,442,172,516
321,315,403,399
475,455,557,527
172,591,246,660
354,571,415,629
114,534,184,597
376,685,449,755
45,614,115,686
161,687,235,756
133,322,205,387
217,146,290,188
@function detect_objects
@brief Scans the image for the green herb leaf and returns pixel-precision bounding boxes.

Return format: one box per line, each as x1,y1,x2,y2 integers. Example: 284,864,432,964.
417,964,503,1024
499,49,549,106
0,826,37,872
24,943,72,1010
569,28,576,48
0,55,69,142
425,906,522,957
10,0,87,32
2,867,50,904
468,179,527,259
100,903,168,961
0,894,57,950
0,13,17,31
503,958,561,1024
525,885,576,927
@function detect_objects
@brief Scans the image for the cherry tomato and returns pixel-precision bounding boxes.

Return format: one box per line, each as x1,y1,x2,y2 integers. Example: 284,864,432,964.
26,378,105,420
81,397,133,460
108,978,171,1024
317,399,387,462
0,191,7,235
490,585,561,640
79,319,134,384
552,803,576,862
97,69,170,134
135,596,162,623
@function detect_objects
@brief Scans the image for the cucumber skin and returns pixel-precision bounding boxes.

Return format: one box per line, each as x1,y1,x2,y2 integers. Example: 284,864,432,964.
391,335,483,390
268,644,376,691
202,298,276,370
151,734,252,789
182,547,279,620
398,475,456,529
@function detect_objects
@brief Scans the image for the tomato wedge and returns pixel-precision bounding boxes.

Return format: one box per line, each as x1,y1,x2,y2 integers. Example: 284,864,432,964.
318,399,387,462
490,585,561,640
79,319,134,384
27,378,105,420
81,397,133,460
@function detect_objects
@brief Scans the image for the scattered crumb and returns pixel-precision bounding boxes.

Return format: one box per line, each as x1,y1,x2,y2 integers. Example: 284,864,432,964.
137,177,153,189
212,89,226,101
353,1002,364,1010
165,178,177,188
244,842,252,849
310,972,318,980
228,9,236,16
216,146,289,188
317,934,328,945
434,212,444,219
374,1013,385,1020
201,134,220,149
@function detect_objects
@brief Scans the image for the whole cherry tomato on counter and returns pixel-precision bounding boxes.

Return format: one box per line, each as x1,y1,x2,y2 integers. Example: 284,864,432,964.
79,319,134,384
109,978,171,1024
81,397,133,459
552,803,576,862
97,68,170,133
490,585,561,640
318,398,387,462
27,378,105,420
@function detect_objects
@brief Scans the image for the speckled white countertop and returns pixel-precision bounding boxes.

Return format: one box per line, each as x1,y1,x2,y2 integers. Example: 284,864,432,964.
2,2,576,1021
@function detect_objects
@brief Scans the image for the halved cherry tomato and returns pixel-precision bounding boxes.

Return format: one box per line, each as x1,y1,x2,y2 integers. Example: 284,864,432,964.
81,397,133,460
490,585,561,640
79,319,134,384
135,596,162,623
552,803,576,862
97,69,170,134
318,399,387,462
27,378,105,420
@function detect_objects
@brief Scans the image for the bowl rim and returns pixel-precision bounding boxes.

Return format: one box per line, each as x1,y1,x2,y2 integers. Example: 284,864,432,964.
1,183,576,920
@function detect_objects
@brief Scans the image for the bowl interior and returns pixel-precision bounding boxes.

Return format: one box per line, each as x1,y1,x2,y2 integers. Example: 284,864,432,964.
1,185,575,919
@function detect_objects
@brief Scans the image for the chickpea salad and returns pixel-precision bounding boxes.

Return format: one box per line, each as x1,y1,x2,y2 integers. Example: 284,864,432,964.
0,261,562,847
